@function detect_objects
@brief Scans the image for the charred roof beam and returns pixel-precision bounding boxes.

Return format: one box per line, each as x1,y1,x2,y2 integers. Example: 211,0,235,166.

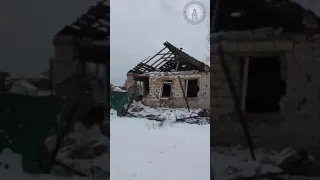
154,55,176,69
55,0,109,40
150,50,173,67
144,47,167,64
128,41,209,73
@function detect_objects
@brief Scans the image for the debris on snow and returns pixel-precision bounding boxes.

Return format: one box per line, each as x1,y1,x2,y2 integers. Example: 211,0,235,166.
212,147,283,179
127,101,209,125
0,148,94,180
212,146,320,179
197,109,210,117
45,124,109,179
278,150,320,177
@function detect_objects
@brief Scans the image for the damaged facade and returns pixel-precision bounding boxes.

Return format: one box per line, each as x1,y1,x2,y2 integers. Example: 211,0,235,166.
126,41,210,109
211,0,320,154
52,0,109,103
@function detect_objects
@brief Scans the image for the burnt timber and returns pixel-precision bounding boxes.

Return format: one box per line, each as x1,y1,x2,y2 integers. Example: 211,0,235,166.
129,41,209,74
53,0,109,64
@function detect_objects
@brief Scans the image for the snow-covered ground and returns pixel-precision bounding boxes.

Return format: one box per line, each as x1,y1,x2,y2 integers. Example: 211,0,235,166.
129,101,199,119
110,110,210,180
2,106,314,180
111,86,126,92
212,147,285,179
45,123,109,178
0,149,89,180
0,121,109,180
0,107,208,180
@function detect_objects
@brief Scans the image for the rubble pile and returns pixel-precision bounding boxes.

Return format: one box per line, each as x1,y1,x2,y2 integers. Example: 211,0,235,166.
127,101,209,125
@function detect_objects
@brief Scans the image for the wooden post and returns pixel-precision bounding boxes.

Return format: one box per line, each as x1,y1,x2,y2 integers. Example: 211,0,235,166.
241,57,250,112
211,0,221,32
218,44,256,161
178,76,190,112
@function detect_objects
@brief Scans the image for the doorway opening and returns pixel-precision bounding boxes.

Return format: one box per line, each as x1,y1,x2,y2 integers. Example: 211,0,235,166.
244,56,284,113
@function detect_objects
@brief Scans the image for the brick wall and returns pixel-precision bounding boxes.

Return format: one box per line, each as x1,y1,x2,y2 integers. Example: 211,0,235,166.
211,37,320,154
142,72,210,109
210,54,241,121
125,73,137,93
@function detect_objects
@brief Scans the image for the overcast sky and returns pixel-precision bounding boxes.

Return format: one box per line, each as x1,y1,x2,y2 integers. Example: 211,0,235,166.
0,0,100,77
0,0,318,82
110,0,210,85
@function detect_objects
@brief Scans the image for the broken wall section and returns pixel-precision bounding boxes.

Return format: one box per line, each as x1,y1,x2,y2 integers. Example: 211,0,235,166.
281,39,320,122
125,73,137,93
211,37,320,154
144,71,210,110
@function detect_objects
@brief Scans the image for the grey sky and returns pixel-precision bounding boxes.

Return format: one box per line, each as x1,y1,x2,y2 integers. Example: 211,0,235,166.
1,0,316,82
294,0,320,14
0,0,100,77
110,0,210,85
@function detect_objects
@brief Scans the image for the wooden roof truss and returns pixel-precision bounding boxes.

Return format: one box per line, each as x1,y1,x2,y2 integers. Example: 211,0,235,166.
129,41,209,74
55,0,109,40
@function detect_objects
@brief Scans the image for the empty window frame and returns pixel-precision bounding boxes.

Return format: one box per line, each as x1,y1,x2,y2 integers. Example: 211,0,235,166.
160,80,172,98
185,79,199,98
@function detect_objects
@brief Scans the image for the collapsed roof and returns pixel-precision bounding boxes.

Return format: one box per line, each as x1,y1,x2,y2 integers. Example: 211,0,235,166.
55,0,109,40
53,0,109,64
128,42,209,74
212,0,320,32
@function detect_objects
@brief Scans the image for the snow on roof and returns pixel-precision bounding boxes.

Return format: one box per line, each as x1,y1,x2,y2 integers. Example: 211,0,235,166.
14,79,38,90
112,86,126,92
145,70,206,77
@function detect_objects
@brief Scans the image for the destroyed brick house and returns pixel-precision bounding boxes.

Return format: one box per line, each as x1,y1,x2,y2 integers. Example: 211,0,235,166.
211,0,320,155
126,41,210,109
52,0,109,103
